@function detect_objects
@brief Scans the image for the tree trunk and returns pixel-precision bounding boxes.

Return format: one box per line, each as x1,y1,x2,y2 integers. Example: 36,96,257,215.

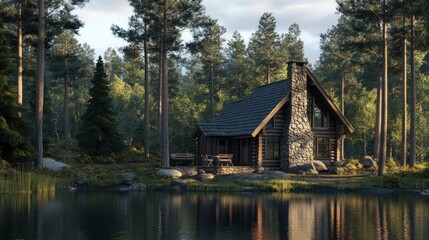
375,72,382,161
17,0,23,106
341,73,345,160
378,2,388,176
158,41,163,148
36,0,45,168
266,64,270,84
161,9,169,168
401,29,407,167
143,22,150,158
210,63,214,120
63,59,70,150
363,132,367,156
409,12,416,167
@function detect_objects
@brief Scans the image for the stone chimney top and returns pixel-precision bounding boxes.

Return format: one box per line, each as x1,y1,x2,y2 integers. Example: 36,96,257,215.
287,60,308,67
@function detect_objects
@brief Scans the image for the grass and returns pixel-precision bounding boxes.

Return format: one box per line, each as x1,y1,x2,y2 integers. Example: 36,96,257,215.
0,170,71,194
3,147,429,193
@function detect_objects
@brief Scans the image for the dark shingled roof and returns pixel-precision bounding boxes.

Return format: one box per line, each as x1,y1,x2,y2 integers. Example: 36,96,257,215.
197,80,289,137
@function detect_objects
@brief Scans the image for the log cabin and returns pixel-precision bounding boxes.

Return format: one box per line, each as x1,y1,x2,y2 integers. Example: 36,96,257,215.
193,61,354,170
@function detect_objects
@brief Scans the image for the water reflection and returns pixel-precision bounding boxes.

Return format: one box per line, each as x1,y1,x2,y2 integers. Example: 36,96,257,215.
1,191,428,239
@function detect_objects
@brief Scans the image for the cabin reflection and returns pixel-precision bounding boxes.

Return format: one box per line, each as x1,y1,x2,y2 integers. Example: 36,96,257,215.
1,192,428,239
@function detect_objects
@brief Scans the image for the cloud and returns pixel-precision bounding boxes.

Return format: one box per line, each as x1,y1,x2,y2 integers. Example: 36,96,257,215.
203,0,339,63
74,0,339,64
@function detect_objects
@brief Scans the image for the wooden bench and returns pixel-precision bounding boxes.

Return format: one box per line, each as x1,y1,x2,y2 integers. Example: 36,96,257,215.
170,153,194,166
218,153,233,166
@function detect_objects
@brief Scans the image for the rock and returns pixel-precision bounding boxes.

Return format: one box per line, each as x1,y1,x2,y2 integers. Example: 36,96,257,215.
197,173,215,181
173,167,198,177
264,171,290,179
171,179,187,187
156,168,182,178
254,166,265,174
198,169,205,174
312,160,328,172
119,172,138,185
361,156,378,169
74,171,89,186
288,163,318,175
42,157,71,171
130,183,147,191
307,168,319,175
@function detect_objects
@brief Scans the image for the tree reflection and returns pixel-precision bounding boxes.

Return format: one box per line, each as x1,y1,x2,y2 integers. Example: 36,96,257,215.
0,192,428,239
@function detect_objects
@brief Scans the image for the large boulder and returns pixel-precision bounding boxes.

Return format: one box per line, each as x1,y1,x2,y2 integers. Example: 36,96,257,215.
312,160,328,172
156,168,182,178
360,156,378,169
119,172,138,185
288,163,318,175
173,167,198,177
42,158,71,171
197,173,215,181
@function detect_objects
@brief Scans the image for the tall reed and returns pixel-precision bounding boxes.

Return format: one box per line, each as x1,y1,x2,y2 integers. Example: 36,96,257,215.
0,171,63,193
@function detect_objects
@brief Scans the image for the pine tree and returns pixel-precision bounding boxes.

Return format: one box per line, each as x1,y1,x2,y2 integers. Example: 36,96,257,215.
189,17,226,119
77,57,125,157
248,12,280,84
224,31,249,99
0,17,34,164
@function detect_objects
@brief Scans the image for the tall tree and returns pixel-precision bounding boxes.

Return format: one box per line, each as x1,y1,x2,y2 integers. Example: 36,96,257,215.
77,57,125,157
224,31,249,99
248,12,280,84
112,0,155,158
378,0,388,175
35,0,45,168
0,16,35,164
149,0,204,167
281,23,305,61
49,31,79,150
409,3,416,167
189,17,226,119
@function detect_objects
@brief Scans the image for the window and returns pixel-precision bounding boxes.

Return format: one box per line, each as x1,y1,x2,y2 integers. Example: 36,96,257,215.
308,97,329,128
307,98,313,126
266,136,281,159
314,104,329,128
313,137,330,159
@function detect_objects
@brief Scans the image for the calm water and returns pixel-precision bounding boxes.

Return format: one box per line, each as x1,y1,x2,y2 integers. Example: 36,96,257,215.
1,191,428,240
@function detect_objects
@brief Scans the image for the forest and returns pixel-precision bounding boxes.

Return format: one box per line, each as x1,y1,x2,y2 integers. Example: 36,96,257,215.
1,0,429,172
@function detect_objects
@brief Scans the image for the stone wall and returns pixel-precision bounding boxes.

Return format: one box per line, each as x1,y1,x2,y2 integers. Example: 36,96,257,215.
281,61,313,170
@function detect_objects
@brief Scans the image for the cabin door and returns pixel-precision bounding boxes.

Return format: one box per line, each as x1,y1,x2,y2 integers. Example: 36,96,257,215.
240,139,250,165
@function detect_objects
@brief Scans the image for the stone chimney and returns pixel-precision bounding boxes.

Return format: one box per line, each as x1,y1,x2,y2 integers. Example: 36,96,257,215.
281,61,313,170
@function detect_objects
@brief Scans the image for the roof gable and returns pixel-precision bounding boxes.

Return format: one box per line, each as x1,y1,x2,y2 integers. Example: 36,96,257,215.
198,80,289,137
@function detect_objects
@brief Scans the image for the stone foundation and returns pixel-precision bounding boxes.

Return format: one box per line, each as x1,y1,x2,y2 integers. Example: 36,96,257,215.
198,166,255,175
281,61,313,170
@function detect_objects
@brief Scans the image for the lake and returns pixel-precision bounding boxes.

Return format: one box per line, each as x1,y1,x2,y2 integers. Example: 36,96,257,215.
1,191,428,239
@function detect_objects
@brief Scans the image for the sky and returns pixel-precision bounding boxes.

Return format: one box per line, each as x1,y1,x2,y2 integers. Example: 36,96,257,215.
73,0,340,65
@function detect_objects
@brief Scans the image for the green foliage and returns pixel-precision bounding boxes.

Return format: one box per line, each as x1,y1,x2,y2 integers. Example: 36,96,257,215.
0,19,35,164
77,57,125,158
